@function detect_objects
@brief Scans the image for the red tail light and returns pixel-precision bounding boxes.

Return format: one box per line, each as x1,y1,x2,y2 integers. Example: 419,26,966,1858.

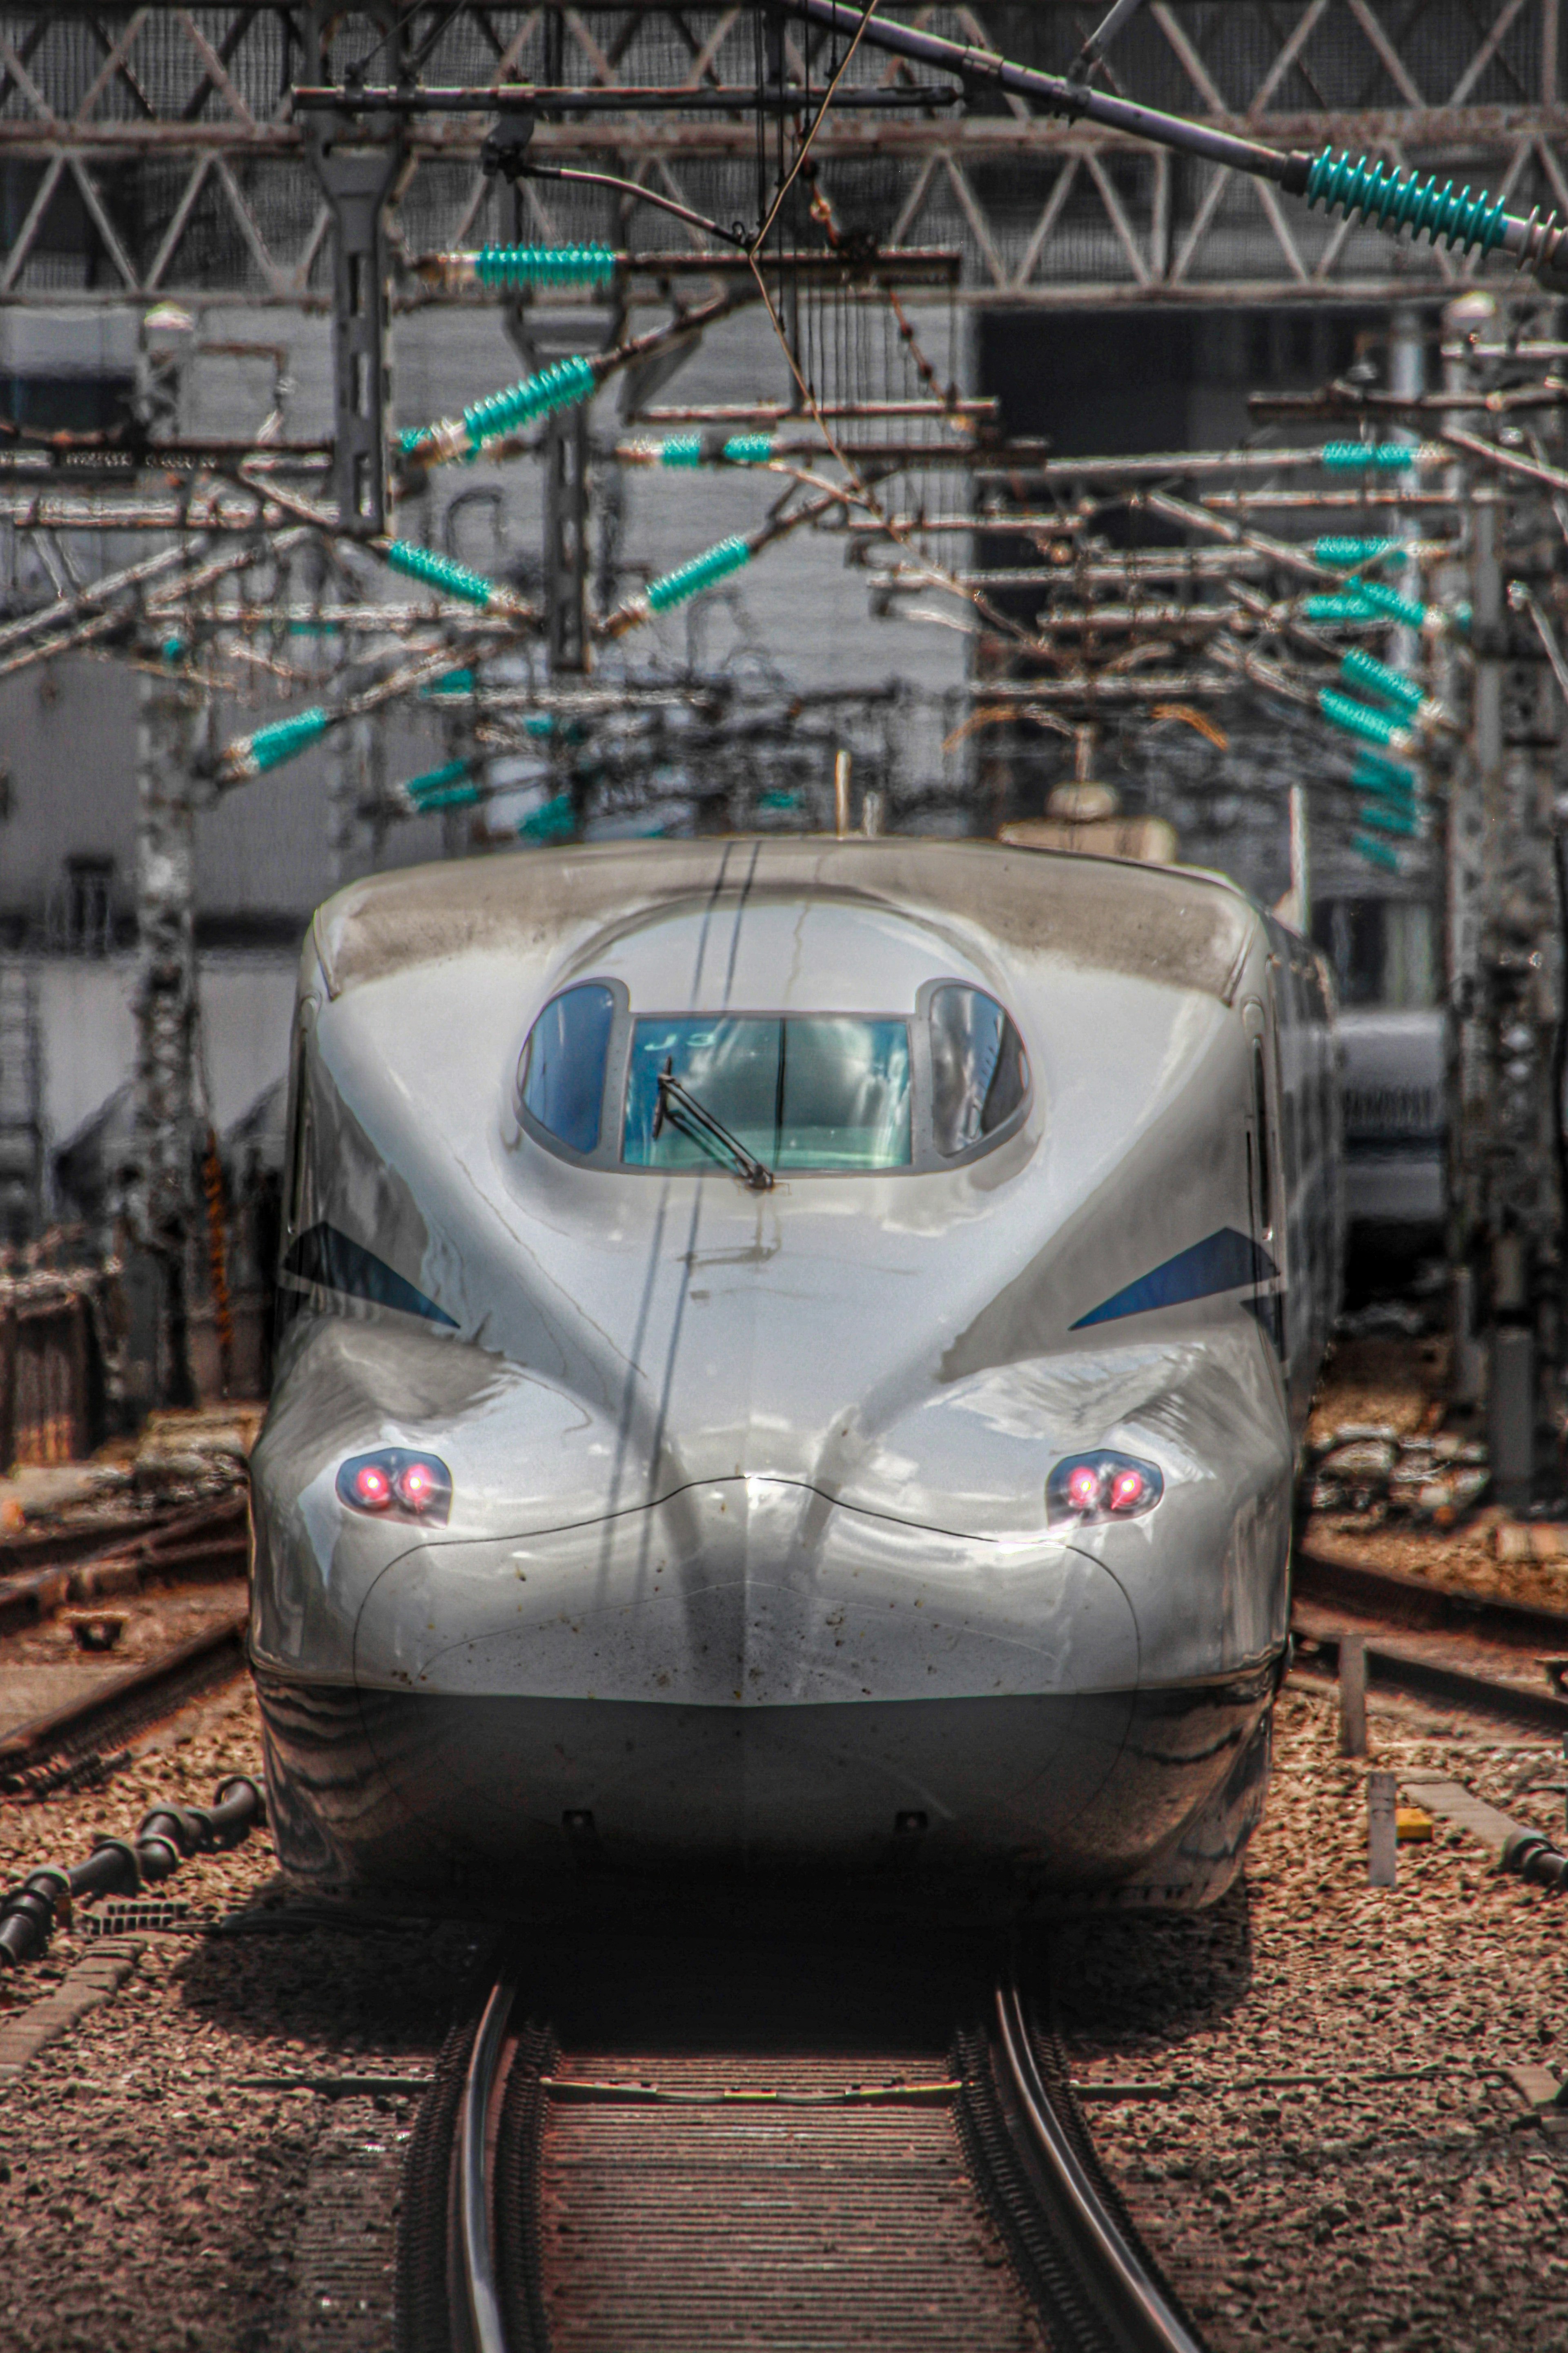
1066,1464,1101,1513
1109,1466,1147,1512
1047,1451,1163,1527
351,1462,392,1511
337,1449,452,1524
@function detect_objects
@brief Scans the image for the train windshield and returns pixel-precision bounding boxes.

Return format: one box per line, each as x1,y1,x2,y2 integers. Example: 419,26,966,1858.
624,1017,912,1172
928,985,1029,1156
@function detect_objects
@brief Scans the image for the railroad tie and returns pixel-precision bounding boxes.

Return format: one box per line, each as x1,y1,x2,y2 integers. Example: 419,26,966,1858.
0,1936,144,2085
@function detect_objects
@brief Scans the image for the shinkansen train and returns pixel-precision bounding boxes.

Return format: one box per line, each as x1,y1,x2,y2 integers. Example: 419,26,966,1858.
249,837,1340,1912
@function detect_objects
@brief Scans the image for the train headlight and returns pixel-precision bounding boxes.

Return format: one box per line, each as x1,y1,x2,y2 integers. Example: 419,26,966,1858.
1046,1451,1163,1527
337,1449,452,1525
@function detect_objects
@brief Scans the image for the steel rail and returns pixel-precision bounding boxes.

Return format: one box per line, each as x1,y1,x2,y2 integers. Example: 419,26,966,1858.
0,1608,250,1769
459,1972,518,2353
1295,1546,1568,1655
993,1976,1208,2353
1289,1627,1568,1735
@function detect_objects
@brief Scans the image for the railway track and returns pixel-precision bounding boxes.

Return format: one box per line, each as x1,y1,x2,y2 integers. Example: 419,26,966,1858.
395,1943,1206,2353
1290,1543,1568,1736
0,1496,247,1637
0,1607,251,1797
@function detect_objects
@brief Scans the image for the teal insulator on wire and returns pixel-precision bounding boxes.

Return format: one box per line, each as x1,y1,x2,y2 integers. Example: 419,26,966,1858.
1320,688,1408,748
1303,149,1512,259
1315,537,1406,568
383,540,497,609
1305,593,1376,623
421,668,474,698
1341,646,1425,714
401,353,597,463
404,758,479,811
1354,578,1429,630
473,243,615,290
648,433,774,468
232,707,330,779
460,354,596,452
1352,753,1417,800
1352,832,1403,872
519,792,575,843
646,534,752,614
1359,803,1419,838
522,714,556,738
1321,442,1418,471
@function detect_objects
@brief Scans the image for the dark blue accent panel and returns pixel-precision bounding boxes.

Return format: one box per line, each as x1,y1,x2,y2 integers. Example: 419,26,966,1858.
1071,1227,1280,1329
283,1222,458,1329
1241,1290,1288,1358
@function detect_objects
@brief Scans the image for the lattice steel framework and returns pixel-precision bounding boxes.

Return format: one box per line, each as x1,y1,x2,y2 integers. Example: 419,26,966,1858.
1,2,1566,307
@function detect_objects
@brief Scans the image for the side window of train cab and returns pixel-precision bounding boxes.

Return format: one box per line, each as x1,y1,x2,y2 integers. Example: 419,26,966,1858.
928,985,1030,1157
518,984,617,1156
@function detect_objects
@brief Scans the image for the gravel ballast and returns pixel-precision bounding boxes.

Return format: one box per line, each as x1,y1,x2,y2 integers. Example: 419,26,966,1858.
2,1669,1566,2349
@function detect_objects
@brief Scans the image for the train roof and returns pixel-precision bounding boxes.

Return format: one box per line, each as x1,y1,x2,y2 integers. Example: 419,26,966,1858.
310,836,1261,1006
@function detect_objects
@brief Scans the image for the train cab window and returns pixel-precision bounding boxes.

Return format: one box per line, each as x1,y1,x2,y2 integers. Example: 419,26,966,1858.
929,986,1029,1157
519,984,615,1155
622,1016,912,1172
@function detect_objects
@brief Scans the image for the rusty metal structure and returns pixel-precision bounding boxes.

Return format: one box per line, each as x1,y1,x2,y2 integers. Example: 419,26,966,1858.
0,4,1563,310
2,1,1567,1481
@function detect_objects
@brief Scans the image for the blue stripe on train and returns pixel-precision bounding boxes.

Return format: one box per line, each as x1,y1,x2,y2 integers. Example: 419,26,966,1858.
282,1221,458,1328
1071,1227,1279,1330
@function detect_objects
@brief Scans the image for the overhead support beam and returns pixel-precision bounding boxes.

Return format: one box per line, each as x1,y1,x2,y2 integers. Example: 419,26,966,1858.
303,6,404,536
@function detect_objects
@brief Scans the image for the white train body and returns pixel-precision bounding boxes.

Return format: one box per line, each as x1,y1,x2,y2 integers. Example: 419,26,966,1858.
249,837,1340,1909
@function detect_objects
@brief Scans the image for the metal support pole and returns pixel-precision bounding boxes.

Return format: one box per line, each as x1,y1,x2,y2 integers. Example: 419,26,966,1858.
545,401,590,674
327,714,376,884
127,664,201,1411
1442,292,1566,1497
304,8,403,538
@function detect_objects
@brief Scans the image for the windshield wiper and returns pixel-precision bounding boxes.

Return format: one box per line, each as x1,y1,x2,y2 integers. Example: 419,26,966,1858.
653,1058,775,1191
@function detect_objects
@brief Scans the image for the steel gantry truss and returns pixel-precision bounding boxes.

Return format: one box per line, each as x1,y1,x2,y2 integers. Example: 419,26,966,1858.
1,2,1567,308
4,0,1568,1480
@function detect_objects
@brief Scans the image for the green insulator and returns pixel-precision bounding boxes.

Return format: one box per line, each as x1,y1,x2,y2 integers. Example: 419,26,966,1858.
519,792,575,843
1341,646,1425,713
1305,593,1375,623
1321,442,1418,471
384,540,495,609
659,435,704,468
245,707,330,775
473,243,615,289
646,535,752,614
1359,802,1419,837
420,669,474,698
1352,754,1417,798
722,435,776,465
1353,578,1428,630
1320,688,1405,748
757,788,802,811
521,714,556,738
1315,537,1406,568
404,758,478,810
1352,832,1403,872
461,353,597,451
1303,149,1511,259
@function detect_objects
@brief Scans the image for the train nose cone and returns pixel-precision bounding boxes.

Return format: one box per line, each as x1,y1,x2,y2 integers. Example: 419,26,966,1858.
343,1477,1140,1880
353,1474,1135,1710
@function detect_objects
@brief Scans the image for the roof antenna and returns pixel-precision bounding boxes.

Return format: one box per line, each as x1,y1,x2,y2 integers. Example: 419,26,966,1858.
1068,0,1148,86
